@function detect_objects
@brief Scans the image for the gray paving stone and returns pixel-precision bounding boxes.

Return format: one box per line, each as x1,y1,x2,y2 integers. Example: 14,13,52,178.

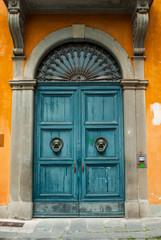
107,231,146,238
0,227,22,233
34,220,53,232
14,232,61,239
62,232,107,239
21,220,40,233
1,217,161,240
145,229,161,238
103,219,123,228
105,226,126,232
125,222,145,231
15,238,56,240
15,239,58,240
0,239,14,240
15,239,34,240
15,239,32,240
0,232,17,238
87,219,105,232
35,239,59,240
0,239,17,240
141,218,161,224
144,222,161,230
69,220,87,232
52,220,70,233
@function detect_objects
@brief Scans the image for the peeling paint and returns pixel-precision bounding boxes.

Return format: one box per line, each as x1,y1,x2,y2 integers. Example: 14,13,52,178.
151,193,161,200
150,103,161,126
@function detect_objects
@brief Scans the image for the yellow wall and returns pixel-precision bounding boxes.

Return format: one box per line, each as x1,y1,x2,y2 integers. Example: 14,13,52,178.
145,0,161,205
24,14,133,63
0,1,12,205
0,0,161,206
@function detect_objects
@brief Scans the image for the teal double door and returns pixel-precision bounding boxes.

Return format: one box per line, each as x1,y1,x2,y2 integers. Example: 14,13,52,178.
33,82,124,217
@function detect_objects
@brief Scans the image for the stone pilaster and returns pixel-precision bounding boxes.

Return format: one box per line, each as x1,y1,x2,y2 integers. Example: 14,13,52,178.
121,79,149,218
8,80,36,220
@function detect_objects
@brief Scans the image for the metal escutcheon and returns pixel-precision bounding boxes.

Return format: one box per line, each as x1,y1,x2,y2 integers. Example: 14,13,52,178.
50,137,64,153
94,137,108,153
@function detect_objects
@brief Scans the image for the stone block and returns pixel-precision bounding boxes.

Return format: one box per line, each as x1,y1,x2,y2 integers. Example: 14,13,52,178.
0,206,8,218
72,24,85,39
69,220,87,232
139,200,149,218
8,202,33,220
125,201,139,218
87,219,105,232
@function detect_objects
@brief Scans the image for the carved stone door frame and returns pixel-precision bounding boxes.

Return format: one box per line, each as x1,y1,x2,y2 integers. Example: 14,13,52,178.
6,25,149,219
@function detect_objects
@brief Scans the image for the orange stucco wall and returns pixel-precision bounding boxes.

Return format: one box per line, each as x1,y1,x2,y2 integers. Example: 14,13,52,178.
24,14,133,63
145,0,161,205
0,1,12,205
0,0,161,206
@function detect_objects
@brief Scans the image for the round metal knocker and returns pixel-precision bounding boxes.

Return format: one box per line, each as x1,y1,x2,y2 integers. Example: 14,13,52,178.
94,137,108,153
50,137,64,153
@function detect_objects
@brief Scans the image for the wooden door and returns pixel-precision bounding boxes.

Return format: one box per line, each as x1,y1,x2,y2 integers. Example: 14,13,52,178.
33,82,124,217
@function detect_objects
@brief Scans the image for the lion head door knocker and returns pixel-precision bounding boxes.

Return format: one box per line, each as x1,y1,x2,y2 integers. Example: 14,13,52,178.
50,137,64,153
94,137,108,153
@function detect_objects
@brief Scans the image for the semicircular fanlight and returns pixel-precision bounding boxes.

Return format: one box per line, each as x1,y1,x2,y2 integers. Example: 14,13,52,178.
36,42,122,81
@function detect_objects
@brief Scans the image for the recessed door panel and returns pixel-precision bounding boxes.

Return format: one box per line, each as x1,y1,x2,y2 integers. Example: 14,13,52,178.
39,164,73,196
40,128,73,159
85,128,118,157
85,93,117,123
86,164,119,195
41,94,74,123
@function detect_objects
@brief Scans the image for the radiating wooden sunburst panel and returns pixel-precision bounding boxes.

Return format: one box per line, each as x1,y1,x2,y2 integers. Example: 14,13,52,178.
36,42,122,81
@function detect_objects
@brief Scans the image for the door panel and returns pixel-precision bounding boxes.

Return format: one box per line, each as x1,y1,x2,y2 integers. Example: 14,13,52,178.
39,163,73,196
86,164,119,195
85,93,117,123
40,128,73,159
41,94,73,122
34,90,78,203
33,83,124,217
85,128,118,157
81,89,124,202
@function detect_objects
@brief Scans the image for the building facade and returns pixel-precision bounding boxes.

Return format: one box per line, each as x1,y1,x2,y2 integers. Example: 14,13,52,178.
0,0,161,219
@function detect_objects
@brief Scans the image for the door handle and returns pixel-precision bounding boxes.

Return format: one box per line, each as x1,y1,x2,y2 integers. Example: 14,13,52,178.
74,164,76,173
82,163,84,173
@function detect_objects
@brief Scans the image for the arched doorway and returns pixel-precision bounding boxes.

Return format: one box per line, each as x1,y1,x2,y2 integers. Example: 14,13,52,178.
8,26,149,219
33,42,124,217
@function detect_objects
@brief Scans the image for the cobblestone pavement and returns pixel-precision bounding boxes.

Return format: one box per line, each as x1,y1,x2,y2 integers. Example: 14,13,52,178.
0,217,161,239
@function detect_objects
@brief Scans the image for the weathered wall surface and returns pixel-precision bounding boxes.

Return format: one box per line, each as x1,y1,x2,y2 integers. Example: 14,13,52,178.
24,14,133,64
0,0,161,207
145,0,161,205
0,1,12,205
